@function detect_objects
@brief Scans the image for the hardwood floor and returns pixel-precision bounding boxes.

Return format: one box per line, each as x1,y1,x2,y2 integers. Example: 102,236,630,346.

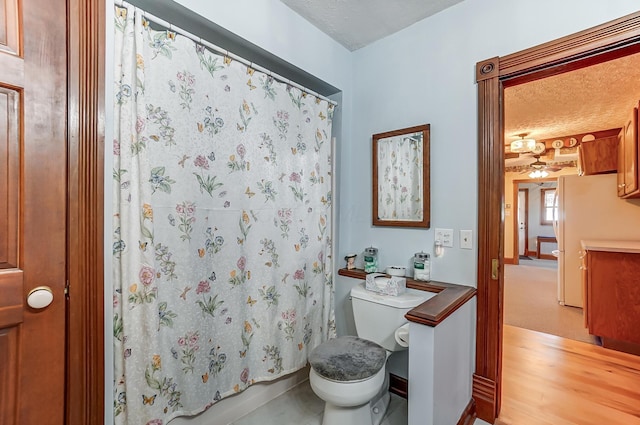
497,325,640,425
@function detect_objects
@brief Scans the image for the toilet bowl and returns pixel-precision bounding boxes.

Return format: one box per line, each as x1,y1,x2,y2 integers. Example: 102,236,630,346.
309,282,434,425
309,336,387,425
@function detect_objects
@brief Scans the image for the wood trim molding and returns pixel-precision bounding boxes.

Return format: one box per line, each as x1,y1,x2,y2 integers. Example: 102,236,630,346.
66,0,106,424
538,253,557,261
337,268,476,327
475,9,640,424
499,11,640,81
388,373,408,399
476,57,499,82
472,374,497,421
456,398,477,425
474,66,504,423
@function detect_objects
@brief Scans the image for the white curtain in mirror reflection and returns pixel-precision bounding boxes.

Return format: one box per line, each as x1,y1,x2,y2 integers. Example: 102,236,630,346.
377,133,423,221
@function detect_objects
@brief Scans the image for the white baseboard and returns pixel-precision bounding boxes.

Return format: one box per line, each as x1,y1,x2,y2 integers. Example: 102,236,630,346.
170,366,310,425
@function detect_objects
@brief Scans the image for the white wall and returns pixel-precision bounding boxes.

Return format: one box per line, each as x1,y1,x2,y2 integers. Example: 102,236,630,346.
346,0,638,382
408,299,476,425
345,0,639,288
171,0,351,89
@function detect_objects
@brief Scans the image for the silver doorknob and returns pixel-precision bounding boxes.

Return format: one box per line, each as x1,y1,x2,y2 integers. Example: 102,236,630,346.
27,286,54,309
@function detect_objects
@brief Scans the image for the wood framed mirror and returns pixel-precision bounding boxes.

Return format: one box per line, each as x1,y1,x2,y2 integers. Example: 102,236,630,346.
372,124,430,228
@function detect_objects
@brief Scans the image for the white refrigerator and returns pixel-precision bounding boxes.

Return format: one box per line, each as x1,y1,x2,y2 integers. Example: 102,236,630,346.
555,173,640,307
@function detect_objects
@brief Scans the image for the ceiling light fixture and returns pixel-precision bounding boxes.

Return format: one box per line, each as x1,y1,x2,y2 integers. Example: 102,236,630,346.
528,170,549,179
510,134,536,153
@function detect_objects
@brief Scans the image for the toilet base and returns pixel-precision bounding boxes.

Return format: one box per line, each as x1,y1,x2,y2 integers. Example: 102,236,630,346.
370,390,390,425
319,389,391,425
321,402,372,425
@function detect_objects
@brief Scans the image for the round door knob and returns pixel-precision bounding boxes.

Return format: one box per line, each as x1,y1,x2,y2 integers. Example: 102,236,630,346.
27,286,54,309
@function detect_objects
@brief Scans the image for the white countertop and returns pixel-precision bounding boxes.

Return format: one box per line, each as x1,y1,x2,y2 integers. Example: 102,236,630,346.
581,240,640,253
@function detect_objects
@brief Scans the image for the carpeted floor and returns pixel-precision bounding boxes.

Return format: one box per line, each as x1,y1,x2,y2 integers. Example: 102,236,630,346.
504,264,598,345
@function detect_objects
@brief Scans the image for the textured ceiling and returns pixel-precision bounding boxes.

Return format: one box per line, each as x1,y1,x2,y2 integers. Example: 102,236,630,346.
280,0,464,51
504,52,640,169
505,52,640,147
279,1,640,169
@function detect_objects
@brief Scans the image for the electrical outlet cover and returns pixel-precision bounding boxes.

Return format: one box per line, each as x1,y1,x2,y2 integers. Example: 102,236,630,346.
460,230,472,249
435,228,454,248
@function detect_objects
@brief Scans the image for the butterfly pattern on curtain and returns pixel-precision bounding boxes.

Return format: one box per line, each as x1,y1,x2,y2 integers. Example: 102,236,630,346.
112,5,336,424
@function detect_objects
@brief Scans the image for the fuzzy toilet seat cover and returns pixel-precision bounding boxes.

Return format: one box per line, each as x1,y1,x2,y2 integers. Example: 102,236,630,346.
309,335,387,382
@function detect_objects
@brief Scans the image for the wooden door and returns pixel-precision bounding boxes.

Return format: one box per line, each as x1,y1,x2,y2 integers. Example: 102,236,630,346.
517,189,528,257
0,0,67,424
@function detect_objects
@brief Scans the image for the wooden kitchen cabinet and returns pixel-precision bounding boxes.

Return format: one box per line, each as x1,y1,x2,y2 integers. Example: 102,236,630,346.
582,240,640,355
617,104,640,198
577,135,618,176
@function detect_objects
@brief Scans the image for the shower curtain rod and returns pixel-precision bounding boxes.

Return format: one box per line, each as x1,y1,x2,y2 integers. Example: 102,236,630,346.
114,0,338,106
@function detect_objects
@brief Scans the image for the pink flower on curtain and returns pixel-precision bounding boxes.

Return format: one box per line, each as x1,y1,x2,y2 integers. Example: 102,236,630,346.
136,116,145,133
289,172,301,183
236,144,246,159
240,367,249,384
139,266,155,286
279,309,297,340
277,110,288,120
278,208,292,220
196,280,210,294
194,155,210,170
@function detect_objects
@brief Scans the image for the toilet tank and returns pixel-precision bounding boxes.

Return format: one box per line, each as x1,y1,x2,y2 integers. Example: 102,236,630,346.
350,281,434,352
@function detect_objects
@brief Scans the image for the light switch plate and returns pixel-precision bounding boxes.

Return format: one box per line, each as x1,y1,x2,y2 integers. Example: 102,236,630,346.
460,230,473,249
435,228,454,248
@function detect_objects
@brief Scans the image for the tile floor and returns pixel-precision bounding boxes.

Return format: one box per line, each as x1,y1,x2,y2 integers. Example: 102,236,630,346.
230,379,408,425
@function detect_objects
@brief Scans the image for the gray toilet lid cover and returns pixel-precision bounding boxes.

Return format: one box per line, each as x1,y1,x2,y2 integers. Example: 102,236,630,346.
309,335,386,382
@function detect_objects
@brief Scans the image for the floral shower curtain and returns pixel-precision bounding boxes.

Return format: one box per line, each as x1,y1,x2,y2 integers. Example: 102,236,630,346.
377,136,423,220
112,5,335,424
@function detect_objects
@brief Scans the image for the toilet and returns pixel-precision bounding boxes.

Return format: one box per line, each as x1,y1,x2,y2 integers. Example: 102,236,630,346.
309,281,432,425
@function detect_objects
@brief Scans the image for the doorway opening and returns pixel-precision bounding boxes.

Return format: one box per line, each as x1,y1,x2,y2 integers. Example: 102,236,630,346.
474,11,640,423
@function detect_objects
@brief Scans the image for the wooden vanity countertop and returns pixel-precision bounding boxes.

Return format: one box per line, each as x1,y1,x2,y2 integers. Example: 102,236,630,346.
338,268,476,327
581,240,640,254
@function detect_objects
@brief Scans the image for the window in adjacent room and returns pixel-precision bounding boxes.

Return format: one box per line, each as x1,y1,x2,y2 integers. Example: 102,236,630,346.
540,188,556,225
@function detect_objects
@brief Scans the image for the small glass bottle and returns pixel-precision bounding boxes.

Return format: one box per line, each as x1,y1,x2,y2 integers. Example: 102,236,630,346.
363,247,378,273
413,251,431,281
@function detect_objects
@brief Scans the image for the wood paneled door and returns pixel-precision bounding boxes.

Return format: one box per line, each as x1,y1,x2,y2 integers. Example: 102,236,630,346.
0,0,67,423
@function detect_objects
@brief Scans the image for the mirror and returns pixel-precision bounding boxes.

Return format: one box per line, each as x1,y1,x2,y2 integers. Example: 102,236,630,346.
372,124,430,228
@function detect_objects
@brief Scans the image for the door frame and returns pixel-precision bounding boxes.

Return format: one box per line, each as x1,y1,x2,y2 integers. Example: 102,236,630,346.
473,11,640,423
66,0,106,423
